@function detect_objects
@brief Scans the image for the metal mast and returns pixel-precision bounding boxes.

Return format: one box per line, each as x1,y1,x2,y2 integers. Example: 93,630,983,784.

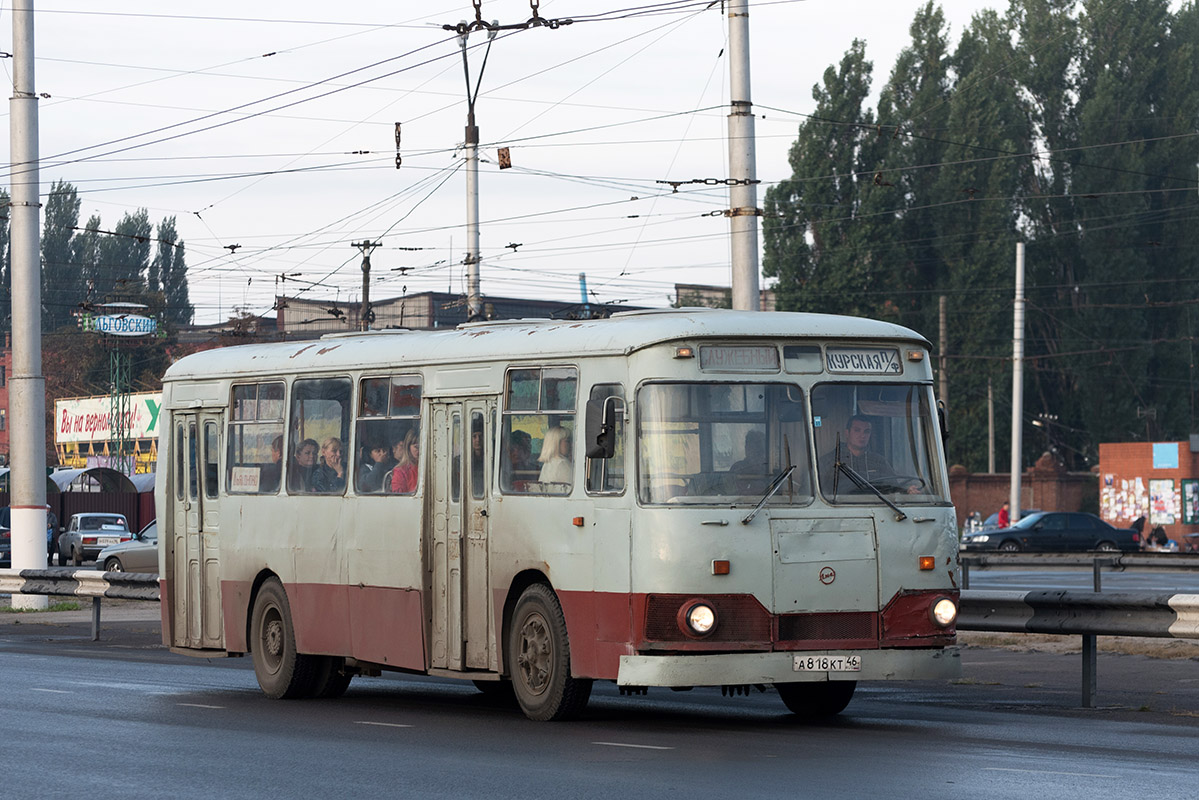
9,0,48,602
727,0,761,311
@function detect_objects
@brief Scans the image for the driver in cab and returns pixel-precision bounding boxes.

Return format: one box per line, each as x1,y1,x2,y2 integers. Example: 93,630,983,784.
820,414,919,495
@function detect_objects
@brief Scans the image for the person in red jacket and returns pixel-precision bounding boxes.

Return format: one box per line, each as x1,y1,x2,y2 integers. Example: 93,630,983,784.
996,500,1010,529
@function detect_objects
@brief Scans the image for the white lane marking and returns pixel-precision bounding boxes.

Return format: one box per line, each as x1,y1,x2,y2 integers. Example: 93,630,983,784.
984,767,1117,779
31,688,71,694
354,721,413,729
178,703,225,709
592,742,674,751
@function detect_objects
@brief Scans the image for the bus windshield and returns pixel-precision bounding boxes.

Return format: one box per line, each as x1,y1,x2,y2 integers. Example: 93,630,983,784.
638,383,813,506
811,383,947,505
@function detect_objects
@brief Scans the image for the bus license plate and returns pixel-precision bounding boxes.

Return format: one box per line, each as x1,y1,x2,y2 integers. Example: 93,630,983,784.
97,537,119,546
793,655,861,672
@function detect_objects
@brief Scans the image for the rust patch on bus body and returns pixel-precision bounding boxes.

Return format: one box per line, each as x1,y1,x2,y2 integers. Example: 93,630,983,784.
316,345,341,355
289,344,318,359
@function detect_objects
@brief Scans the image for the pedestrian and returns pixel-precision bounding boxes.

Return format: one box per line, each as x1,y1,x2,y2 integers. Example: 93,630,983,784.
996,500,1010,529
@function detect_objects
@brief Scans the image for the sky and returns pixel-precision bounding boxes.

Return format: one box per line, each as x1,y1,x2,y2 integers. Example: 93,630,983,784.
7,0,1003,325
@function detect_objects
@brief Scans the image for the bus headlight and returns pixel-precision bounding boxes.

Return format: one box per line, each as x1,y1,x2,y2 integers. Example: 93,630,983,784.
930,597,957,627
680,601,718,637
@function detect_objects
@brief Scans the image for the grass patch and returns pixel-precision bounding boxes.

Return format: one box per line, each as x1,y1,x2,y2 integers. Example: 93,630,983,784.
0,601,84,613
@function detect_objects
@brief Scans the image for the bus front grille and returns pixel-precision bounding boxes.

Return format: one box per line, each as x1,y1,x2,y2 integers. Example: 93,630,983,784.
776,612,878,644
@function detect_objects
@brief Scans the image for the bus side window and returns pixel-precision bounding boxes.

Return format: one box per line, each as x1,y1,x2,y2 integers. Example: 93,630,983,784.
226,382,285,495
500,367,577,495
585,383,625,495
288,377,352,495
355,374,422,495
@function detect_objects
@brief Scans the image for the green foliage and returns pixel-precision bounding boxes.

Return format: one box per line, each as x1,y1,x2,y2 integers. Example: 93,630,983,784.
767,1,1199,470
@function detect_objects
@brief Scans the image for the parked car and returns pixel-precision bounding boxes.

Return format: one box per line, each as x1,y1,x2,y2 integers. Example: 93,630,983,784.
96,521,158,573
960,511,1141,553
57,513,132,566
0,506,63,564
978,508,1042,530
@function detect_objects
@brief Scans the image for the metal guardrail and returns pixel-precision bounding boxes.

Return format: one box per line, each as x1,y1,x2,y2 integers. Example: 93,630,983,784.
0,567,158,641
958,589,1199,707
960,552,1199,592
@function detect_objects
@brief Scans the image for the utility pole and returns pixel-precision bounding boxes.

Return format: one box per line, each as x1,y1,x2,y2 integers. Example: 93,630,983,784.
441,3,573,321
988,378,995,473
352,240,380,331
938,295,948,420
455,19,496,323
727,0,760,311
9,0,48,605
1009,243,1026,524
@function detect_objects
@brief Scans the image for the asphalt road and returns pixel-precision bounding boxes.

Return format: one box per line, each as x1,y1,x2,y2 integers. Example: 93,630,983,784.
0,608,1196,799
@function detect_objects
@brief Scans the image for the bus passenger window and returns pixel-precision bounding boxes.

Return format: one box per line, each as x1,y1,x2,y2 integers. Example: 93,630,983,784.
451,414,462,502
470,412,485,500
227,382,285,494
289,378,351,495
501,366,577,495
585,384,625,495
204,421,219,500
355,374,422,495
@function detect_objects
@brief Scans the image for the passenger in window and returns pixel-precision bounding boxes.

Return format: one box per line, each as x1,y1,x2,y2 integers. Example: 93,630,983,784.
312,437,346,493
388,428,420,494
470,418,485,493
358,437,392,494
818,415,919,495
259,435,283,492
731,430,767,475
289,438,319,492
508,430,538,474
538,426,573,484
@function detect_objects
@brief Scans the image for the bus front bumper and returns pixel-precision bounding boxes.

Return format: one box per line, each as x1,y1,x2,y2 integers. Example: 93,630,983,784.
616,647,961,687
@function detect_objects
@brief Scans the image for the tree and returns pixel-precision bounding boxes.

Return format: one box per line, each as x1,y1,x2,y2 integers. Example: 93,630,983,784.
151,216,193,326
95,208,151,297
41,180,82,330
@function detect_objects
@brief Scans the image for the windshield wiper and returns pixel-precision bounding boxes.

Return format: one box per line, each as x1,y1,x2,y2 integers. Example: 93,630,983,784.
834,459,907,521
741,465,797,525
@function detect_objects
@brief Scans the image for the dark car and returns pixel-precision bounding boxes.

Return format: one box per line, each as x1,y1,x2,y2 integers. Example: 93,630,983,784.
960,511,1141,553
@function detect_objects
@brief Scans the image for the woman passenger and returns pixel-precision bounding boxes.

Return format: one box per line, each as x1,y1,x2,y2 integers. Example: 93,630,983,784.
312,437,346,493
288,438,319,492
388,428,421,494
538,426,572,485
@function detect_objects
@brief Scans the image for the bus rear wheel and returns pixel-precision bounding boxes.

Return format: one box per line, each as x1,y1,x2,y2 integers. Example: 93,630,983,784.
777,680,856,718
508,584,592,721
250,578,317,699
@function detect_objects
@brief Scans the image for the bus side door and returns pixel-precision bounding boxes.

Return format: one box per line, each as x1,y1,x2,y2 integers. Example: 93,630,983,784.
430,398,495,672
172,411,224,650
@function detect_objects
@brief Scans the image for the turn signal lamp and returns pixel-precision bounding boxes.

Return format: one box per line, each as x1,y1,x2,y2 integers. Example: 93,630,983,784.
712,559,730,575
572,517,584,527
907,350,925,361
919,556,936,571
674,346,695,359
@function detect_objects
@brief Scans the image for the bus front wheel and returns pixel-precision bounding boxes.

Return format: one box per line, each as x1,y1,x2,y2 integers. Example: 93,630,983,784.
250,578,318,699
508,584,592,721
777,680,856,717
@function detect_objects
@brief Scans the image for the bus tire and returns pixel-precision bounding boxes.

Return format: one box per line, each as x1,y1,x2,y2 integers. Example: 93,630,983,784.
508,583,592,721
309,656,353,699
250,578,318,699
777,680,856,717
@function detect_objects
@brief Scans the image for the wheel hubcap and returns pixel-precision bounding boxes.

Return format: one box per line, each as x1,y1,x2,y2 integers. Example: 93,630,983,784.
516,612,552,696
261,608,284,672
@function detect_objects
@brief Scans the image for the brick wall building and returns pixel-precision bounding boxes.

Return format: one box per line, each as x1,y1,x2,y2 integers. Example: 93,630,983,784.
1098,440,1198,550
949,451,1097,531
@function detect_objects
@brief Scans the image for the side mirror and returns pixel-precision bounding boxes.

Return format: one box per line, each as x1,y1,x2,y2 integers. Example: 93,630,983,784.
585,396,621,459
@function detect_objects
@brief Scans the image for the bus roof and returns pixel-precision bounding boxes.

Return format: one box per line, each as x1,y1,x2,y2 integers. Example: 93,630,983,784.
162,308,930,382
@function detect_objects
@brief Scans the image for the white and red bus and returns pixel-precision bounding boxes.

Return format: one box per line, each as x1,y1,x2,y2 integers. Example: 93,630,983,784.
158,309,960,720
